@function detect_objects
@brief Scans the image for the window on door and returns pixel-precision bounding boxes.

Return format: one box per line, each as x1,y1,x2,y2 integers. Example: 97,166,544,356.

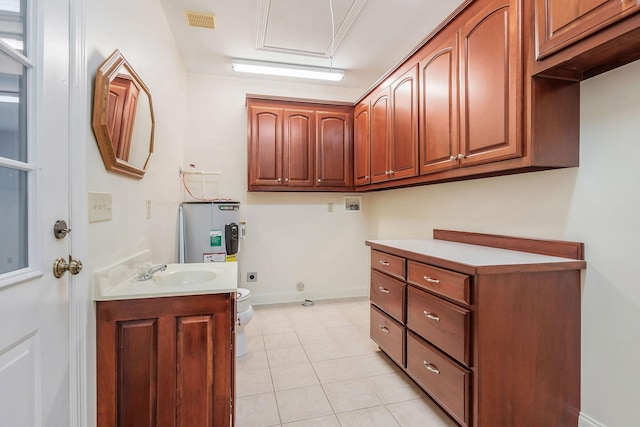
0,0,32,279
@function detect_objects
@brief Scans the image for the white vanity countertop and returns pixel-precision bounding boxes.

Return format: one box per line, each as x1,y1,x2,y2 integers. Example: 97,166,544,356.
366,239,586,274
94,262,238,301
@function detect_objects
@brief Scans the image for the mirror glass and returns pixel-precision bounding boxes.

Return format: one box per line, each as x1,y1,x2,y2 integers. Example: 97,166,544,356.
92,50,154,179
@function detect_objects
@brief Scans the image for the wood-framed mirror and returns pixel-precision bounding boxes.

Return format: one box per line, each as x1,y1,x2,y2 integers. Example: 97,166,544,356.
92,49,155,179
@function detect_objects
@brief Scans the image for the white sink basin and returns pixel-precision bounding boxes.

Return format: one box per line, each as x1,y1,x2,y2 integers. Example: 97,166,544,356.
154,268,217,286
94,262,237,301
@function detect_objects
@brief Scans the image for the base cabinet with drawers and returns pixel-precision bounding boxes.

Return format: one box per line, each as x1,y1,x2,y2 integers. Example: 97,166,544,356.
367,230,586,427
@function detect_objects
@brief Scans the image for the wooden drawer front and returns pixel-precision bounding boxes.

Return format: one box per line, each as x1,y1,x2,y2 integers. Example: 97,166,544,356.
407,332,470,426
370,270,405,322
371,250,405,280
408,261,470,304
370,305,405,367
407,286,470,366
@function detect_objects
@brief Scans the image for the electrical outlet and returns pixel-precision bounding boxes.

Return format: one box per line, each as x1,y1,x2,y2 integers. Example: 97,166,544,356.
247,272,257,282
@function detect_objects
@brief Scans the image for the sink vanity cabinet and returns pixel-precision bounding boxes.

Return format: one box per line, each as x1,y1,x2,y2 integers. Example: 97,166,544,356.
367,230,586,427
96,293,235,427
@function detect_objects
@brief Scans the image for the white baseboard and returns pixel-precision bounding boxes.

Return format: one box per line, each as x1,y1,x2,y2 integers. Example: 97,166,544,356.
251,287,368,306
579,413,607,427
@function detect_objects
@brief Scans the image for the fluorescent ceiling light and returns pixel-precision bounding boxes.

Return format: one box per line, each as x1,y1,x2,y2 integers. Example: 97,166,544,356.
232,59,344,82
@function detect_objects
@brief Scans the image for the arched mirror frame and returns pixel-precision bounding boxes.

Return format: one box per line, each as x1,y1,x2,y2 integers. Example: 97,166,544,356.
92,49,155,179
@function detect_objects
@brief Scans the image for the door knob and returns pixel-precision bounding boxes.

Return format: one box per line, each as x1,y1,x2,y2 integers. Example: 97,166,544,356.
53,255,83,278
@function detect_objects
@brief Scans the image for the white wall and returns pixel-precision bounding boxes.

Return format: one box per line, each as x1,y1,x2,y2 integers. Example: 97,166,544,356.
85,0,188,424
366,60,640,427
184,74,370,304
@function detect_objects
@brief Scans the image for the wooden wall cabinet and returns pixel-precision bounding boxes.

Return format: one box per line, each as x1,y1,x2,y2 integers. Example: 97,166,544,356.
353,102,370,186
367,64,419,185
367,231,586,427
247,97,353,191
533,0,640,79
315,110,352,188
96,293,235,427
357,0,581,191
535,0,640,60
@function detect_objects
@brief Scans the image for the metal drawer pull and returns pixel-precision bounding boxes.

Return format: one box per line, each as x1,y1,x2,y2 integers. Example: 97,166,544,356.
423,361,440,374
379,260,390,266
379,325,390,334
423,276,440,284
423,311,440,322
379,287,390,294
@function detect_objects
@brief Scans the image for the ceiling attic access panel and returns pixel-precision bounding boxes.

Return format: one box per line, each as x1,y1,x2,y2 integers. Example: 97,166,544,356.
255,0,367,57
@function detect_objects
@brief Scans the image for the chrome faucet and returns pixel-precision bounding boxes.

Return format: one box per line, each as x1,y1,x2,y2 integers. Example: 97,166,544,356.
137,264,167,281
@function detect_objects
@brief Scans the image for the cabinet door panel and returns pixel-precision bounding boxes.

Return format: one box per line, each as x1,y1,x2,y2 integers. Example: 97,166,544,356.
316,111,352,187
459,0,520,166
354,103,370,186
419,33,459,175
249,106,283,186
176,315,214,427
283,109,314,186
370,90,390,183
536,0,640,59
389,65,419,180
117,319,158,427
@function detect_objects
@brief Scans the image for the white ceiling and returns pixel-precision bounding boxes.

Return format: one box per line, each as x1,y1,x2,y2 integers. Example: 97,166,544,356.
158,0,464,90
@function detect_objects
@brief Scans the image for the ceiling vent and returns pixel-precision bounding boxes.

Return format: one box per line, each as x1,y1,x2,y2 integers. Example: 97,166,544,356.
184,10,216,30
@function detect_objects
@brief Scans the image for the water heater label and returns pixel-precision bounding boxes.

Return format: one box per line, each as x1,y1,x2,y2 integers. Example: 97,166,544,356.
210,229,222,246
203,253,226,262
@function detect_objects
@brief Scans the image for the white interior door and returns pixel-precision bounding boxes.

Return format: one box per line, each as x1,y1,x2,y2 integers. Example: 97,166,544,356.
0,0,74,426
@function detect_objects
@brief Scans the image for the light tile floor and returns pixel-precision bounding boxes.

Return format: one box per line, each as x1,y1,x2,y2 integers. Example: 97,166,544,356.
235,297,457,427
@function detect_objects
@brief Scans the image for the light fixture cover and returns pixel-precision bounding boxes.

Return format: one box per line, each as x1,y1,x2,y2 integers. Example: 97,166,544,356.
231,59,344,82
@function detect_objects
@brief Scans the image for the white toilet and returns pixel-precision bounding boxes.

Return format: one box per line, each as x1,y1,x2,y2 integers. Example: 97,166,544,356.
236,288,254,357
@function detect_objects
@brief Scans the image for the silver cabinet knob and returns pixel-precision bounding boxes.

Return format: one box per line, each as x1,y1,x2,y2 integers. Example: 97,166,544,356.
457,153,465,159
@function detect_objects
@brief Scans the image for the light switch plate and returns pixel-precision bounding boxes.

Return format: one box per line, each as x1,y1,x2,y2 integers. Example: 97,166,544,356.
89,192,112,223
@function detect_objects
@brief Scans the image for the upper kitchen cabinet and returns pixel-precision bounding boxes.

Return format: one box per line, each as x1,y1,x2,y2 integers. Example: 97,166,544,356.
316,110,353,188
354,102,371,186
418,0,520,176
368,64,419,186
418,30,459,175
248,105,284,187
533,0,640,79
458,0,521,167
359,0,581,191
247,96,353,192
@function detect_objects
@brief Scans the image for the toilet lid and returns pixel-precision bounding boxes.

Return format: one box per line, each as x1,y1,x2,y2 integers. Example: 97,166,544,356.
237,288,250,302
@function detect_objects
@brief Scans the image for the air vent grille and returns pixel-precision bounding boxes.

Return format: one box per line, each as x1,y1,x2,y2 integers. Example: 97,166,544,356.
184,10,216,30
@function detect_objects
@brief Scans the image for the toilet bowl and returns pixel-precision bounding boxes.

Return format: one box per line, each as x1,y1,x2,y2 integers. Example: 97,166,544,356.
236,288,253,357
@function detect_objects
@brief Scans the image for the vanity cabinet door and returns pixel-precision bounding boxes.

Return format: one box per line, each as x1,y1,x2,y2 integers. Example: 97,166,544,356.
97,294,234,427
